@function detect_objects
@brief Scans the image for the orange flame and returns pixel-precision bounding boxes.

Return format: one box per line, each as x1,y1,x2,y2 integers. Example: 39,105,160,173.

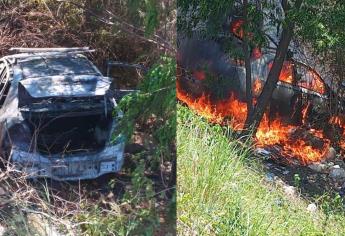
253,79,263,96
268,61,325,95
256,116,330,164
329,115,345,151
298,70,325,94
330,116,341,126
269,61,294,84
230,19,245,39
301,102,311,125
176,80,247,128
177,77,331,164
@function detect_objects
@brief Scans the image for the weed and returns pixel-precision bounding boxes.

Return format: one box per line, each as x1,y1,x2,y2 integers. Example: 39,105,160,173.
177,105,345,236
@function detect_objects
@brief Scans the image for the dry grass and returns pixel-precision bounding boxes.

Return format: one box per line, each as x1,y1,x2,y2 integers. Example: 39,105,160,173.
0,155,174,235
0,161,87,235
0,0,157,87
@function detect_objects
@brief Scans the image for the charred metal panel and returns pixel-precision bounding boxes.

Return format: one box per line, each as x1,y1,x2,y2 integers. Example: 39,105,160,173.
10,142,125,181
19,75,112,98
19,57,99,78
0,49,127,180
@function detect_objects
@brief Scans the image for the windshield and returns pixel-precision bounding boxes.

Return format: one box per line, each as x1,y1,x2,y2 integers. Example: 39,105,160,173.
20,56,99,78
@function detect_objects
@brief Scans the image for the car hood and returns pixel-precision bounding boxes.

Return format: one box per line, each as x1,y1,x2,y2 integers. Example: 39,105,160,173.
19,75,111,98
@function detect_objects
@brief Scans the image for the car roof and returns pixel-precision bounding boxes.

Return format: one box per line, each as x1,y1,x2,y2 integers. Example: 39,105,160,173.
18,55,100,79
2,53,110,98
1,53,102,79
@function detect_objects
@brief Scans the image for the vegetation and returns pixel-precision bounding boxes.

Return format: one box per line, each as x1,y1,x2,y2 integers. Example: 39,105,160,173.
296,0,345,103
177,105,345,235
0,0,176,235
118,57,176,169
75,58,176,235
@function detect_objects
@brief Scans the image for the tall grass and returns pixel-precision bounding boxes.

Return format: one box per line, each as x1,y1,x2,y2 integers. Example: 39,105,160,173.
177,105,345,236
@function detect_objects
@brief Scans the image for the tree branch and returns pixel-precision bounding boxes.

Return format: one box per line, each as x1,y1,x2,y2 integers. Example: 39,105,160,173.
57,0,176,54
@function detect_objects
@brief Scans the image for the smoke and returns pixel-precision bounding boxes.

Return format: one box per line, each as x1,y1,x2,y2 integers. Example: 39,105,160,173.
178,38,239,79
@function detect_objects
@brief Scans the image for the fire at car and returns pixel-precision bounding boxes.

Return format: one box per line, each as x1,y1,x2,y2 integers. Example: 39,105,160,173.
177,8,345,165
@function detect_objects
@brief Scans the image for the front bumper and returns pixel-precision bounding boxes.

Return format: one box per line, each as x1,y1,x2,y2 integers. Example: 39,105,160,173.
9,143,125,181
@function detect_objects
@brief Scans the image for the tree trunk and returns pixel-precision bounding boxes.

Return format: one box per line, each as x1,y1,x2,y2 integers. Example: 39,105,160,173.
243,41,253,117
242,0,303,137
242,0,253,118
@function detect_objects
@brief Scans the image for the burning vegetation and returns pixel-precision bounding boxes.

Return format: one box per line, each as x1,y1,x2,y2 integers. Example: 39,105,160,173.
176,64,345,165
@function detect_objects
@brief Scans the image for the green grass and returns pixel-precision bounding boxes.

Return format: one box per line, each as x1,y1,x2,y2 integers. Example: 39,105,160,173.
177,105,345,236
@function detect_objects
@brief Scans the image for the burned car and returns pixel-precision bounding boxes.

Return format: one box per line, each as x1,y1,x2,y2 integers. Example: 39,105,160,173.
228,16,330,110
177,9,336,124
0,47,126,180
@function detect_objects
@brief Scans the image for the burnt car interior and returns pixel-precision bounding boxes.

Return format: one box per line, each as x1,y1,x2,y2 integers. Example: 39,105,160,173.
16,68,116,156
28,112,113,155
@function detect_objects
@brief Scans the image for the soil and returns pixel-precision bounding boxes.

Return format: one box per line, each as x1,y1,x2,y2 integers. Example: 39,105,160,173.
260,154,345,201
